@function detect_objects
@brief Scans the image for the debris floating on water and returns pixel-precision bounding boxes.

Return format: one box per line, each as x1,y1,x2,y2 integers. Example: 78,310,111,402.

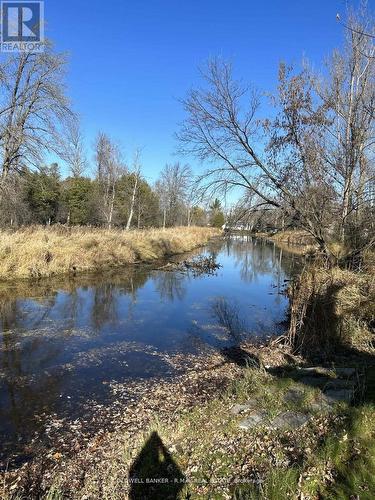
157,256,222,276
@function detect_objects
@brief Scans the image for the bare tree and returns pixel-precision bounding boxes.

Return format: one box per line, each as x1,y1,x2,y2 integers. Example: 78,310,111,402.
177,12,375,266
0,45,71,189
60,116,87,177
177,59,320,241
155,163,192,227
94,132,125,228
317,12,375,247
125,149,141,230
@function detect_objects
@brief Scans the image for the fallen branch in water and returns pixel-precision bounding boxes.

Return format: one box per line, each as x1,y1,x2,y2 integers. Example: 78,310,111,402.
156,256,222,276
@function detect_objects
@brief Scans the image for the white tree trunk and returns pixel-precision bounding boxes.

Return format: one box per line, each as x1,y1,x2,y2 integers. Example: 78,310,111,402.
126,173,139,231
108,185,115,229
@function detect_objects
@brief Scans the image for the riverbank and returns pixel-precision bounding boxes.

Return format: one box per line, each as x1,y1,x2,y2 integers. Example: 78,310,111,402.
269,230,316,247
288,262,375,358
41,248,373,499
0,226,219,281
255,229,317,256
2,340,374,499
1,234,373,499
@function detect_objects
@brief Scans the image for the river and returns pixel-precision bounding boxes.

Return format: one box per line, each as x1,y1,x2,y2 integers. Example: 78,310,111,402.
0,236,301,469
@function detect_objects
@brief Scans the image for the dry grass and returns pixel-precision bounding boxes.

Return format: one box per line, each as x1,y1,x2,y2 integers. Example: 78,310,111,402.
7,355,374,500
0,225,219,281
288,263,375,356
256,230,317,256
270,230,317,248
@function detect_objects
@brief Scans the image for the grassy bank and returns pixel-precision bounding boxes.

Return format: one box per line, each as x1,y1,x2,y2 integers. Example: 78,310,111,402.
4,344,374,499
270,230,317,247
0,225,219,281
255,230,317,256
288,260,375,358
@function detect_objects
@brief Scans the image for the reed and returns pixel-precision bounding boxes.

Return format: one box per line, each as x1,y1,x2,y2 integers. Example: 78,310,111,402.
0,225,219,281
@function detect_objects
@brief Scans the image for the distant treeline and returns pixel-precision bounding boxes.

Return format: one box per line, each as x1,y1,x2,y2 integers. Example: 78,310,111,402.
0,48,225,230
1,161,225,229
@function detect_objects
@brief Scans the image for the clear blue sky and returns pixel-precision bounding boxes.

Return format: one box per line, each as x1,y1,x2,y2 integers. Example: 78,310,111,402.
45,0,362,184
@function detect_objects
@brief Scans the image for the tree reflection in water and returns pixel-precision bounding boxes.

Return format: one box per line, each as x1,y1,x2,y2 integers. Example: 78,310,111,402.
0,236,301,469
152,270,187,302
211,297,244,344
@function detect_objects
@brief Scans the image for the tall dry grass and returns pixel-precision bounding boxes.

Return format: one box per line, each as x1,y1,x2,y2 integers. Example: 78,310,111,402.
288,263,375,356
0,225,219,281
270,229,317,247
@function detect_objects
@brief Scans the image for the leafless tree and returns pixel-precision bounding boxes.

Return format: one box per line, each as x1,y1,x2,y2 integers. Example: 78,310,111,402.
155,163,192,227
94,132,125,228
125,149,142,230
177,59,324,243
178,10,375,266
60,116,87,177
0,172,29,227
312,9,375,250
0,45,71,189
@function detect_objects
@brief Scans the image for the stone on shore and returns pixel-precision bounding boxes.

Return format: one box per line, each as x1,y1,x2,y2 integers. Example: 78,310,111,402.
324,389,353,404
239,410,268,430
268,411,311,430
231,400,258,415
284,387,306,403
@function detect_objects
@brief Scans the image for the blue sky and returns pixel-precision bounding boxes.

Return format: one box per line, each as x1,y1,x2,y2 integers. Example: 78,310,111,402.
45,0,361,184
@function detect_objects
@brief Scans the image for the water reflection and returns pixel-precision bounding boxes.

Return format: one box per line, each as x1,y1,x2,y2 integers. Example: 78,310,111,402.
211,297,245,344
153,272,187,302
0,237,301,468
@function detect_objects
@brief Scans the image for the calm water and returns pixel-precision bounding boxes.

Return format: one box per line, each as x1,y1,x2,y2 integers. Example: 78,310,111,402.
0,236,300,468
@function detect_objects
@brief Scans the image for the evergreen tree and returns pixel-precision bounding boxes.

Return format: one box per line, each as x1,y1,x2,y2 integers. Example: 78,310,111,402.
25,164,61,224
209,199,225,228
61,177,94,225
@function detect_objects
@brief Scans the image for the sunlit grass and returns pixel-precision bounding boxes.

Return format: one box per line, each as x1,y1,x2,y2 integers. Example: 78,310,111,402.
3,363,375,499
0,225,219,280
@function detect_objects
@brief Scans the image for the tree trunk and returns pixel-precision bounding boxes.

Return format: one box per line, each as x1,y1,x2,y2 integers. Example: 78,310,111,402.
137,204,141,229
108,185,115,229
163,208,166,229
126,174,138,231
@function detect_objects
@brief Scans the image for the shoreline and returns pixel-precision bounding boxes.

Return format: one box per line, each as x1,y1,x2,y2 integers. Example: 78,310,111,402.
3,339,373,499
0,342,291,495
0,226,220,283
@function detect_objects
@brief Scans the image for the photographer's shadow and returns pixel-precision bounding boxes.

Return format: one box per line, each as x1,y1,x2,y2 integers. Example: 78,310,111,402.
129,431,185,500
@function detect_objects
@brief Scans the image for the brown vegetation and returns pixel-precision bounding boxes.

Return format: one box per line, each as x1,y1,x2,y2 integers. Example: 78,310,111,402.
270,230,317,248
0,225,219,281
288,257,375,357
3,343,374,499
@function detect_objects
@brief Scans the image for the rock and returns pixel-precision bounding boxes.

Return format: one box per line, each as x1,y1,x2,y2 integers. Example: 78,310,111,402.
324,379,355,390
334,368,356,378
284,387,305,404
295,366,357,380
268,411,311,430
308,394,334,413
298,376,332,388
295,367,334,377
324,389,353,404
239,410,268,430
231,400,258,415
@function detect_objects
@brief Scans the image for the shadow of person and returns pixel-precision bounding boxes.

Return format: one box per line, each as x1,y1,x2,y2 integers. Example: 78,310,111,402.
129,431,185,500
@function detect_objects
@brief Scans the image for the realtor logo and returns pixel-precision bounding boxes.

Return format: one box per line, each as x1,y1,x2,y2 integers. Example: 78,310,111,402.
1,1,44,52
